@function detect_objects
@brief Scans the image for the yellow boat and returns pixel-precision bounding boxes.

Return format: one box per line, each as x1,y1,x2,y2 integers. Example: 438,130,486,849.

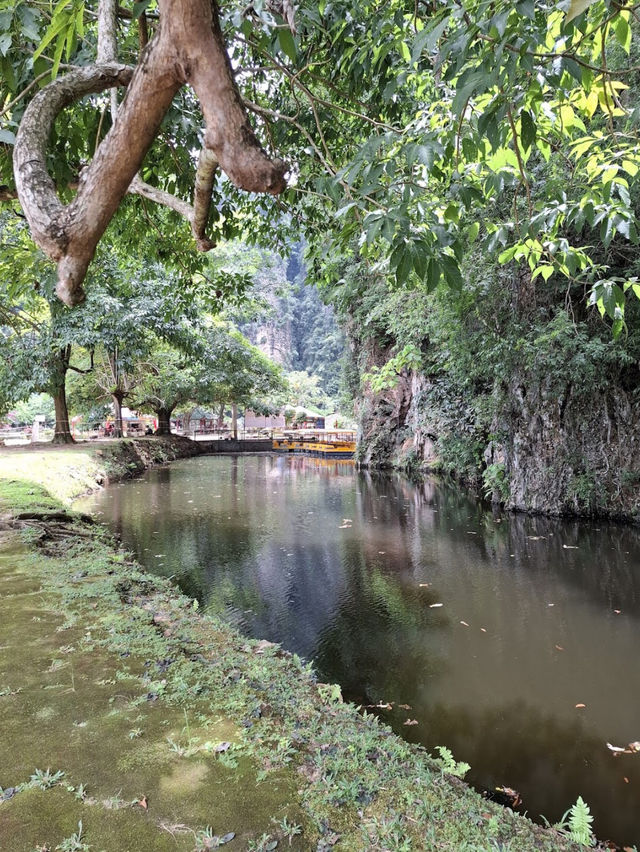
272,430,355,458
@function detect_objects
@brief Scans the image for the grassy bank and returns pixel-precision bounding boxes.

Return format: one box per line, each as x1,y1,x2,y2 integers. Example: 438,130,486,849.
0,441,580,851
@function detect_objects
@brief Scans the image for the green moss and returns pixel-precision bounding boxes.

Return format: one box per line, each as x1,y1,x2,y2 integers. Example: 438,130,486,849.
0,449,579,851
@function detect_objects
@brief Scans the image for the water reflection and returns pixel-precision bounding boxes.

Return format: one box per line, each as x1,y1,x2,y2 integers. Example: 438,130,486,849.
79,455,640,846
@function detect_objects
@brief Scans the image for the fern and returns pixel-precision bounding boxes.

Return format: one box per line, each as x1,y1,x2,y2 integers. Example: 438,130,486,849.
433,745,470,779
569,796,594,845
562,796,594,846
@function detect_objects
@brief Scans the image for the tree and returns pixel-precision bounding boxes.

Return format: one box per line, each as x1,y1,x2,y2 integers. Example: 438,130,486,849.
0,293,96,443
6,0,288,306
3,0,640,332
134,325,285,434
134,344,199,435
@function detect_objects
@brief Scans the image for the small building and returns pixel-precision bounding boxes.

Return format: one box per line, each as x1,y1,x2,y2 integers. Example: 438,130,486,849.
244,410,286,430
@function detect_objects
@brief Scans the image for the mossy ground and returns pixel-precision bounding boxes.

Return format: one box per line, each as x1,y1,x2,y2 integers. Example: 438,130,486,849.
0,443,578,851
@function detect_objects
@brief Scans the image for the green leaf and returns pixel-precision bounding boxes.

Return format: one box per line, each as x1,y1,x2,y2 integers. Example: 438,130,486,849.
532,264,554,281
520,109,536,152
411,17,448,63
132,1,152,18
32,11,71,62
614,15,631,54
426,259,441,292
396,247,413,286
0,128,16,145
441,254,462,290
277,28,296,61
565,0,598,22
452,69,488,114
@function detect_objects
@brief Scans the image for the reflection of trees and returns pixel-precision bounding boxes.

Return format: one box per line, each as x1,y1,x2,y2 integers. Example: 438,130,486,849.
82,454,640,847
313,544,448,704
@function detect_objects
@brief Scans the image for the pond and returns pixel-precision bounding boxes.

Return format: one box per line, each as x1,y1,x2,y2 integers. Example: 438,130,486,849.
77,453,640,847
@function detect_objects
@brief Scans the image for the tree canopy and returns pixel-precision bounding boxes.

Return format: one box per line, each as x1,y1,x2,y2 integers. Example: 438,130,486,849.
1,0,639,332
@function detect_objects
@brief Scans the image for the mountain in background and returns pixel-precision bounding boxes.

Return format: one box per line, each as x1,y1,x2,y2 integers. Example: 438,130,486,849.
239,243,345,405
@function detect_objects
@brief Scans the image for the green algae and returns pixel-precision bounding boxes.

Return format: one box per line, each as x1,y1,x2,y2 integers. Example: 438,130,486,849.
0,463,580,851
0,535,307,852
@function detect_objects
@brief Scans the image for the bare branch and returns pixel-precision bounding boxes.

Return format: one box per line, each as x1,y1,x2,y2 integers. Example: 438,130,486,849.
180,0,287,194
97,0,118,64
13,62,135,298
128,175,194,221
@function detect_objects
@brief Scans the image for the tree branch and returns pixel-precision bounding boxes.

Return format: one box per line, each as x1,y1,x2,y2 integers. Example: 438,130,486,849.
128,175,194,220
13,0,288,306
191,148,218,251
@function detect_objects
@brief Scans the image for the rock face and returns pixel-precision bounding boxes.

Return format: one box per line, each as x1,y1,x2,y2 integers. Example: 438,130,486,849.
503,374,640,519
356,351,640,522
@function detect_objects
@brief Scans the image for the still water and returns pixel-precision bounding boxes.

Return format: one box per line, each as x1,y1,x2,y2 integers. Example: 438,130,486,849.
78,454,640,846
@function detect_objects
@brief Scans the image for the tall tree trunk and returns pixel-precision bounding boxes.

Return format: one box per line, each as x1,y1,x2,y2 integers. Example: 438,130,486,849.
155,407,173,435
112,390,124,437
231,402,238,440
51,347,74,444
52,384,74,444
216,402,225,429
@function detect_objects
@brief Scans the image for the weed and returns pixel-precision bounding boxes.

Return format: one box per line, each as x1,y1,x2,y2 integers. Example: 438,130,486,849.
193,826,236,849
55,821,90,852
557,796,594,847
273,817,302,845
29,769,65,790
128,728,143,739
247,834,278,851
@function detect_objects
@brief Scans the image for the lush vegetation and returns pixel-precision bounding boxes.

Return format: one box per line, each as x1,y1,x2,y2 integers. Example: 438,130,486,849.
0,215,285,440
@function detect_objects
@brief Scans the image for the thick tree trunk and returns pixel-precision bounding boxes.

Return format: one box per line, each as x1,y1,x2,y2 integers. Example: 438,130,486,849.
52,384,74,444
13,0,287,306
155,407,173,435
112,391,124,437
216,402,225,429
231,402,238,440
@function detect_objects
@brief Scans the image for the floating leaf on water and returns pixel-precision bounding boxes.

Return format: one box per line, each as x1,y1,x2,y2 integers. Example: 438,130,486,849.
480,628,487,633
555,645,564,651
429,603,443,608
575,703,586,709
562,545,579,549
419,583,430,587
607,742,627,753
460,620,469,627
404,718,418,726
398,703,412,710
614,609,622,614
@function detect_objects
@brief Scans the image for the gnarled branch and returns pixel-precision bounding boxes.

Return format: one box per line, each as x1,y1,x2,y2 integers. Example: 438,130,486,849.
13,0,288,307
